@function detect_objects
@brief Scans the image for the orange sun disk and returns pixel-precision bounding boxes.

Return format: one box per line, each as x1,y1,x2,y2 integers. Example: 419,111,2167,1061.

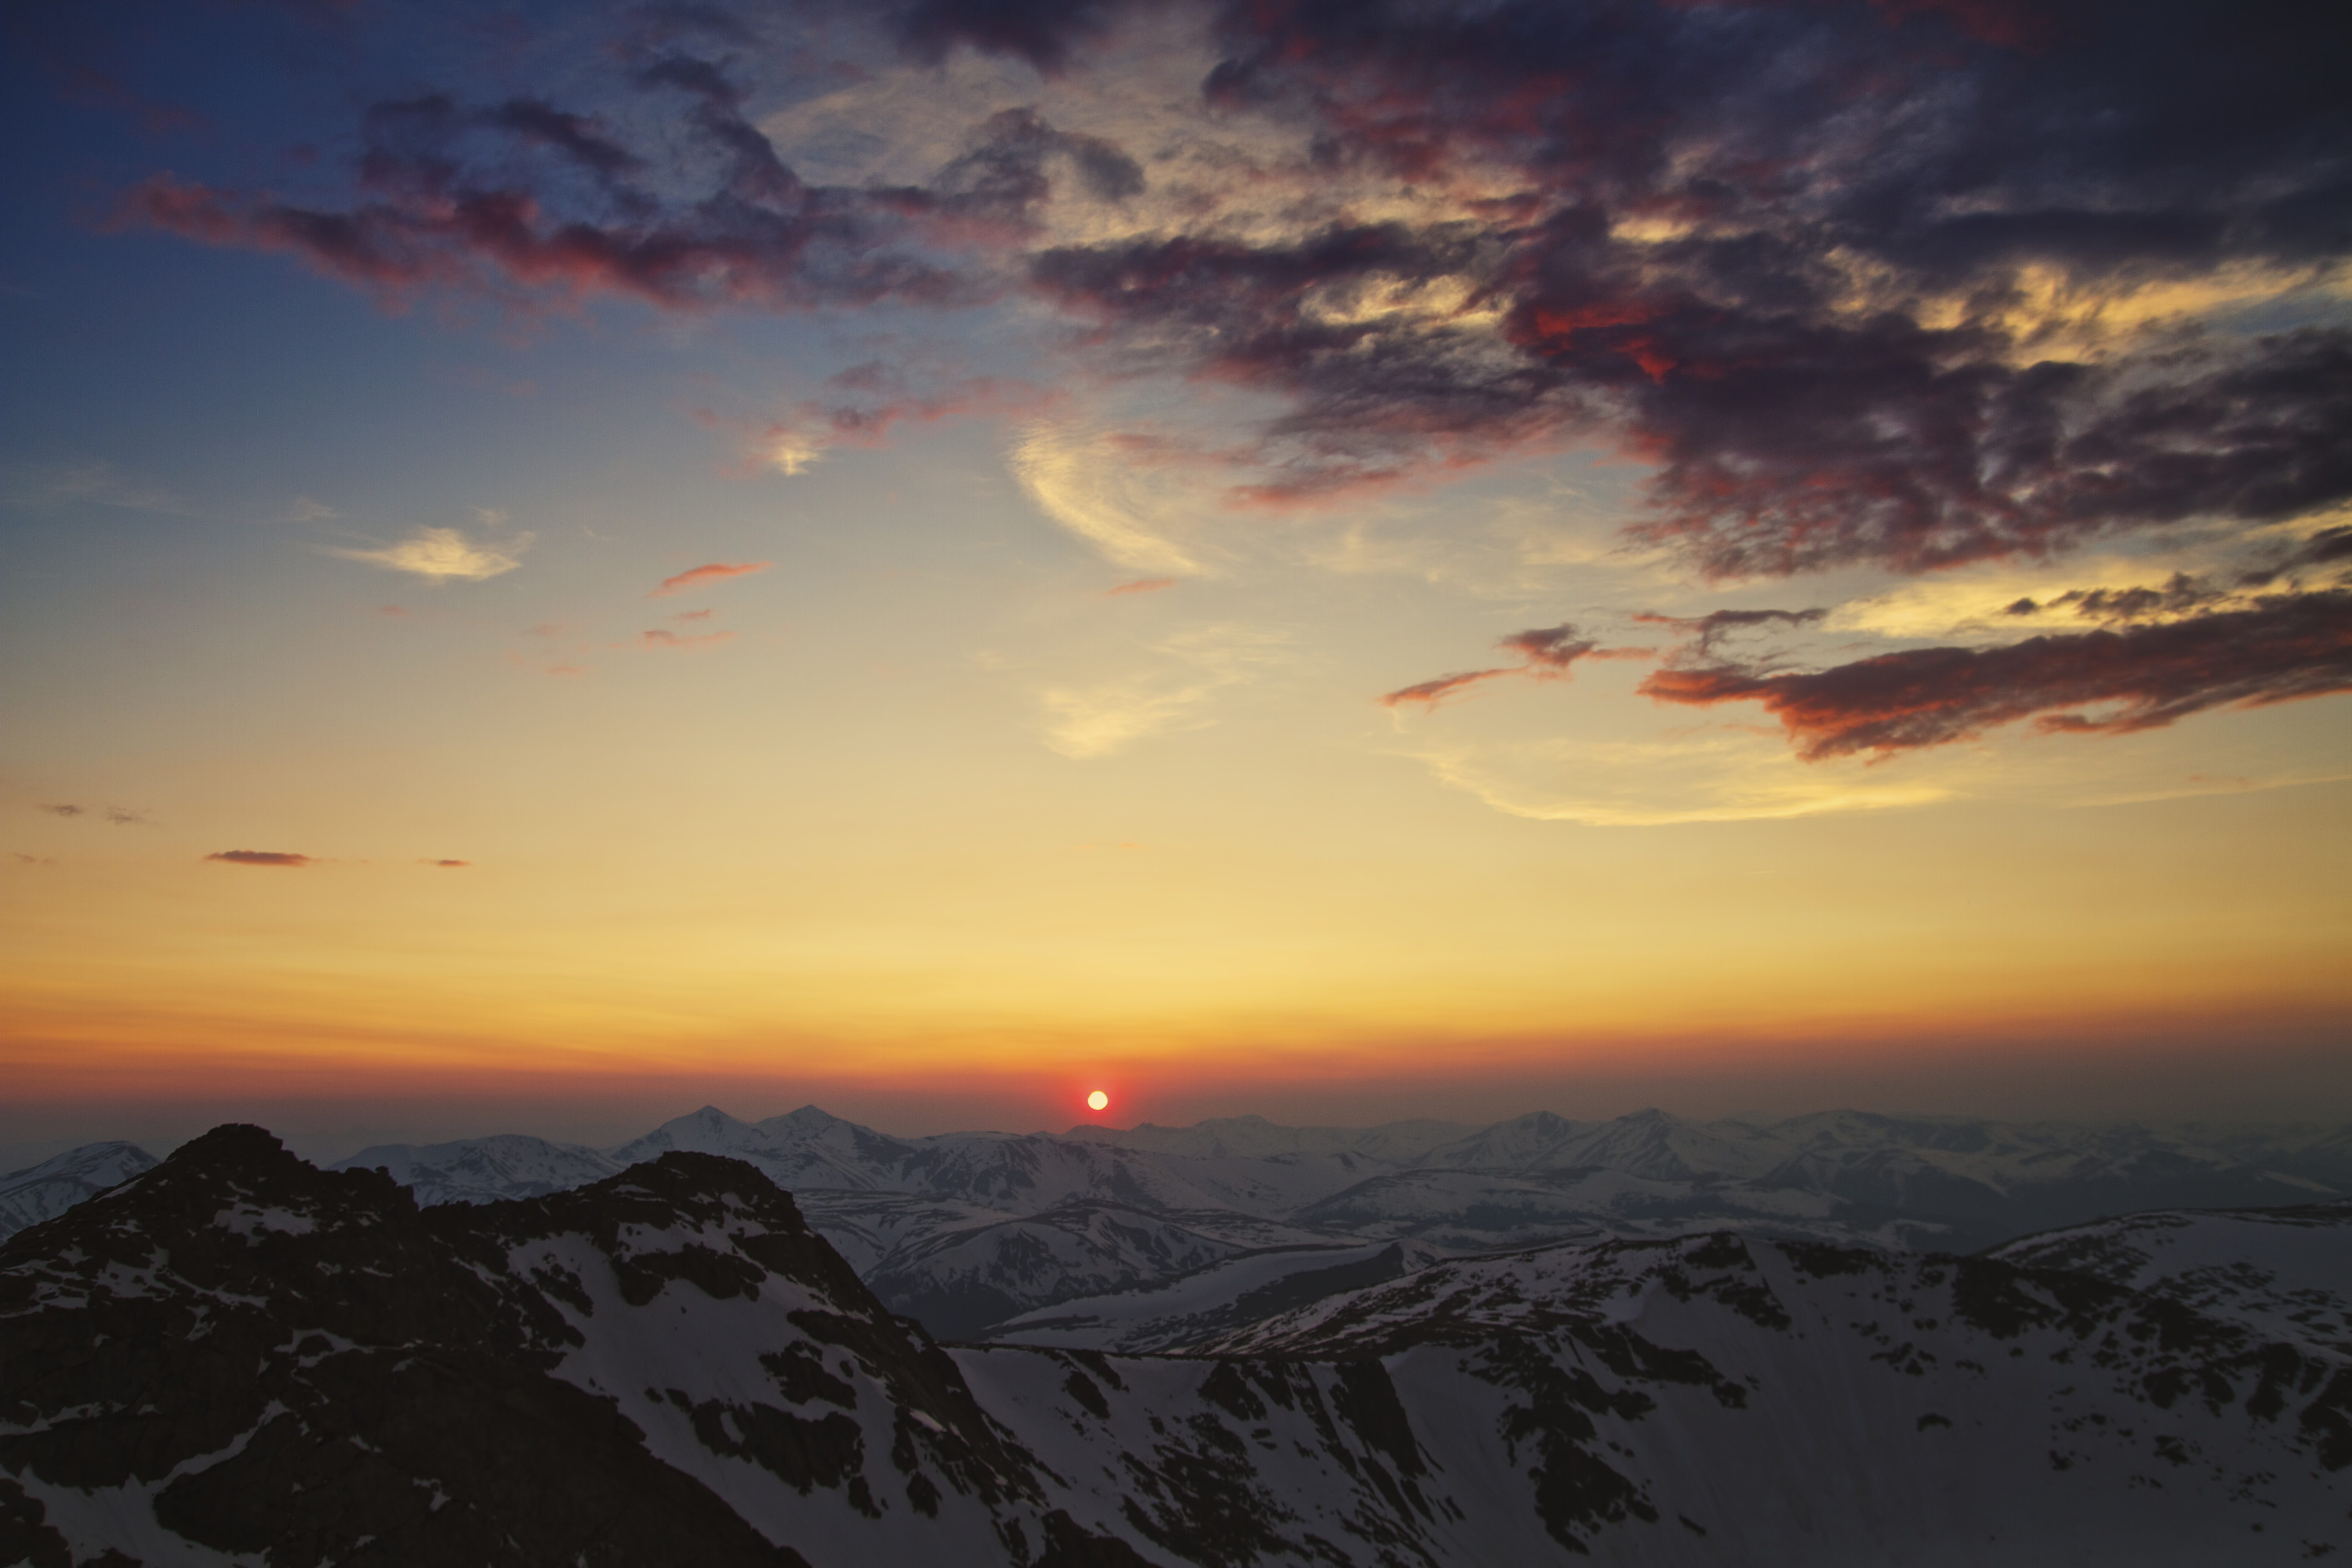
1087,1090,1109,1112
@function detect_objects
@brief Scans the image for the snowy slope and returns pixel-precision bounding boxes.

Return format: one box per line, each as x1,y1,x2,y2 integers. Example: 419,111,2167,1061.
337,1132,624,1206
0,1142,156,1242
1990,1200,2352,1357
1188,1229,2352,1563
8,1127,2347,1566
281,1104,2352,1343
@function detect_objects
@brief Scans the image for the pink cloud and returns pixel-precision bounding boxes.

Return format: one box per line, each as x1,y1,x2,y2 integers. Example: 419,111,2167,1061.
651,562,770,598
629,628,735,651
1106,577,1178,597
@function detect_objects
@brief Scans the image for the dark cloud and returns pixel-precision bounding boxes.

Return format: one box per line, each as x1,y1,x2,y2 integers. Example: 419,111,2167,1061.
2044,574,2222,623
422,858,473,868
1497,623,1597,670
2240,524,2352,587
874,108,1143,238
112,0,2352,748
1006,0,2352,566
119,61,971,312
881,0,1136,72
1632,608,1827,658
1620,327,2352,577
1382,621,1614,707
206,850,314,867
103,807,152,827
37,804,83,818
1639,590,2352,759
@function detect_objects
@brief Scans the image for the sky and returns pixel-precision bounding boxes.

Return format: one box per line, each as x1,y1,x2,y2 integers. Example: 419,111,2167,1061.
2,0,2347,1166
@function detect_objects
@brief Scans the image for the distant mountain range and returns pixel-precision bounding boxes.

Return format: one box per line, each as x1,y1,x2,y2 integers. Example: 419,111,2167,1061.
3,1125,2345,1564
6,1106,2347,1346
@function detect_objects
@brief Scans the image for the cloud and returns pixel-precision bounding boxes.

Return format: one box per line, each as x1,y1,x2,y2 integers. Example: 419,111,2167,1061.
11,853,59,867
1380,667,1515,710
628,627,735,650
110,0,2352,753
1105,577,1176,597
1641,590,2352,760
103,808,151,827
1040,622,1293,756
5,461,191,517
281,496,338,523
328,526,529,581
650,561,770,598
421,858,472,868
713,370,1046,478
1007,418,1213,575
37,804,83,818
206,850,314,867
1632,608,1828,659
1382,621,1624,708
112,56,982,314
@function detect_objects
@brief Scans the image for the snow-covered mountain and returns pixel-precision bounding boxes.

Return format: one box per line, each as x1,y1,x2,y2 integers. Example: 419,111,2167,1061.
339,1132,624,1207
6,1127,2345,1564
321,1103,2352,1339
0,1142,156,1242
14,1102,2343,1342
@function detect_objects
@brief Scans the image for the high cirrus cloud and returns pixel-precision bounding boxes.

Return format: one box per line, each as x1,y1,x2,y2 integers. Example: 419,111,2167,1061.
1639,590,2352,760
651,562,771,598
329,526,529,582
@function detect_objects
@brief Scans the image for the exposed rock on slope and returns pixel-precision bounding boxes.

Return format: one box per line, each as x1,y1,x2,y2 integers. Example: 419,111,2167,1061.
320,1104,2352,1340
0,1126,799,1566
6,1128,2347,1566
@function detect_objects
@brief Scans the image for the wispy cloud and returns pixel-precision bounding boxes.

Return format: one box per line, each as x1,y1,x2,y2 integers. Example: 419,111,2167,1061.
1382,622,1636,710
4,461,191,517
280,496,338,523
627,627,735,651
34,802,152,825
421,858,471,868
651,561,770,598
1105,577,1177,597
206,850,313,867
328,526,530,582
1041,623,1294,758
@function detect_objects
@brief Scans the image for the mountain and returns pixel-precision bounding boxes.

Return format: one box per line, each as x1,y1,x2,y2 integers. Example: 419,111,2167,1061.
17,1107,2345,1344
303,1104,2352,1341
6,1127,2345,1564
340,1132,624,1207
1065,1114,1473,1163
0,1142,156,1242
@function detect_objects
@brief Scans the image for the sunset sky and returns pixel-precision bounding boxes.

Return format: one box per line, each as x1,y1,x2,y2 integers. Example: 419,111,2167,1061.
4,0,2346,1164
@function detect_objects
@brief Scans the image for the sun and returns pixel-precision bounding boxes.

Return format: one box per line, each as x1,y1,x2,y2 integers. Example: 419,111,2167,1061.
1087,1090,1109,1112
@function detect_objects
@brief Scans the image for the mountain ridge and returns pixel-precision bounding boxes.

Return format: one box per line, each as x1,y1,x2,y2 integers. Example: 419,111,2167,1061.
5,1124,2346,1564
